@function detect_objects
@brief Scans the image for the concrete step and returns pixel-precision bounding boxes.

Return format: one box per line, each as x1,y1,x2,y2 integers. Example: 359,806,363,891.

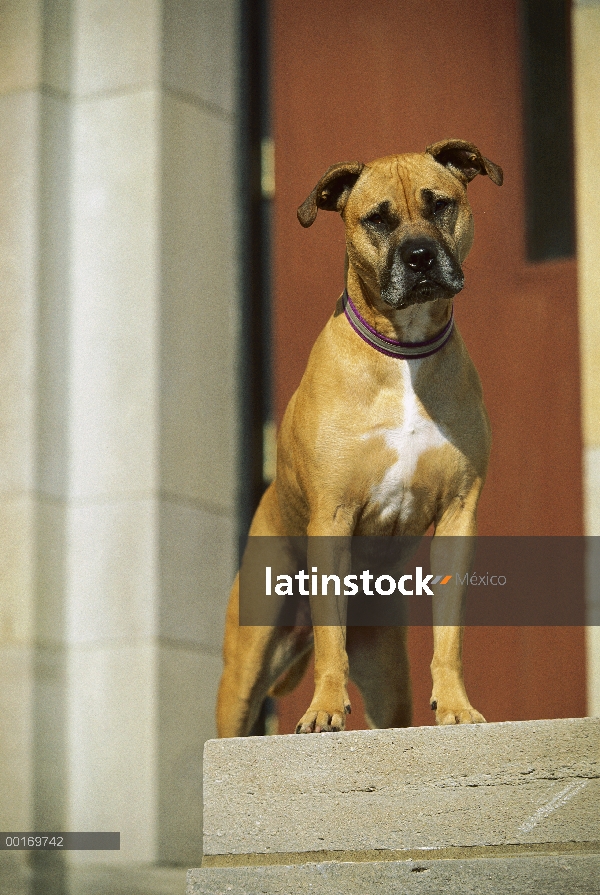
190,717,600,894
188,855,600,895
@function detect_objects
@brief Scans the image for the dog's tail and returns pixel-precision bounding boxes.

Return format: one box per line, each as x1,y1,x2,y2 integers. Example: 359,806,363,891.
269,648,313,698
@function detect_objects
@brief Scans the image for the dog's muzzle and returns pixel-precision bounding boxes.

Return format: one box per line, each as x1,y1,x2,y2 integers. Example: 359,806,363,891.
380,236,464,308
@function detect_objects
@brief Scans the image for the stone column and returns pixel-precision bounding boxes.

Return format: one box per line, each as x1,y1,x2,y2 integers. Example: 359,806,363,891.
0,0,240,866
0,0,41,843
158,0,240,864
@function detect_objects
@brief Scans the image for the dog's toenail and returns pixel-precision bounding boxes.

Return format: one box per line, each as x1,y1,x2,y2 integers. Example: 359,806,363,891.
345,704,352,714
431,700,437,710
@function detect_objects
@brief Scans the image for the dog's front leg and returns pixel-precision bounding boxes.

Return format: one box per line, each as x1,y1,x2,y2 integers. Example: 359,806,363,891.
429,497,486,725
296,522,353,733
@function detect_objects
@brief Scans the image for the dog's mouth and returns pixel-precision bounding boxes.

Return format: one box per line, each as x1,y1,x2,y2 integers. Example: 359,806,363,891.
411,279,446,299
382,275,461,309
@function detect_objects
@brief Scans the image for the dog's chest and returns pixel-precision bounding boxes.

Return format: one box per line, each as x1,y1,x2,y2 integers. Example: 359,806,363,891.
365,362,450,524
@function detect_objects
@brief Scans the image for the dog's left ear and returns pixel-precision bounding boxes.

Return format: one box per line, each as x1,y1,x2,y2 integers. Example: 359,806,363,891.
426,139,503,187
297,161,365,227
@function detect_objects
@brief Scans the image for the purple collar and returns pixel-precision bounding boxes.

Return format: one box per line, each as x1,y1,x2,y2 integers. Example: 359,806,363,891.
342,290,454,359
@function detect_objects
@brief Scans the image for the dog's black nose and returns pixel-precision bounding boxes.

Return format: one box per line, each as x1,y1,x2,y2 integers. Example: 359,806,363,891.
401,242,436,272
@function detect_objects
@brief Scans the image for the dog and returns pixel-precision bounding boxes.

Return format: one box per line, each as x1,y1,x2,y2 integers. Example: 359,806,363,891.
217,138,503,737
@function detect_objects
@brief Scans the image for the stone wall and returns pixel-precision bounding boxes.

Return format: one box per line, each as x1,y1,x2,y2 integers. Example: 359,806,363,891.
0,0,241,866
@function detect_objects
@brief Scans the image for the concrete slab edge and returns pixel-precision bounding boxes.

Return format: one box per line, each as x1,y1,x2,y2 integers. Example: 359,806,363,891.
201,839,600,868
187,854,600,895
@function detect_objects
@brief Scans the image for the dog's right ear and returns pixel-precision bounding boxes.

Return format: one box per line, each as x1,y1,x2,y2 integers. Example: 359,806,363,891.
297,162,364,227
426,139,503,187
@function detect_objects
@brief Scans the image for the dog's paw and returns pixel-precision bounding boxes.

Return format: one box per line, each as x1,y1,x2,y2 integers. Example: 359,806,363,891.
295,703,351,734
431,698,486,725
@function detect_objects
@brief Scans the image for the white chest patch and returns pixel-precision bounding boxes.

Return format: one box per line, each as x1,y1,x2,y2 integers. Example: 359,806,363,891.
368,362,449,522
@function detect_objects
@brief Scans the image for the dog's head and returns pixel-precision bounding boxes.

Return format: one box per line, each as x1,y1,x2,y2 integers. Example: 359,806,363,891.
298,139,503,309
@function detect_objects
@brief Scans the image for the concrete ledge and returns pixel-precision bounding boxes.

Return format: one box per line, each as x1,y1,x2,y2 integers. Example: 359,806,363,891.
203,718,599,859
193,718,599,893
188,855,600,895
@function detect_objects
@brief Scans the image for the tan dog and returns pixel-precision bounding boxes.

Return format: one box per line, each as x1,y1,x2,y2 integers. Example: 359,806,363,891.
217,139,503,737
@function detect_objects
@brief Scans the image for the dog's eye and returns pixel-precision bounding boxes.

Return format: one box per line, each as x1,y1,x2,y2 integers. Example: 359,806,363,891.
434,198,451,214
365,212,385,227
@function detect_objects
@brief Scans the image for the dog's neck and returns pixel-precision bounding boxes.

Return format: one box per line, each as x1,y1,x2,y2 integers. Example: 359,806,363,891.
345,265,454,345
343,291,454,360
